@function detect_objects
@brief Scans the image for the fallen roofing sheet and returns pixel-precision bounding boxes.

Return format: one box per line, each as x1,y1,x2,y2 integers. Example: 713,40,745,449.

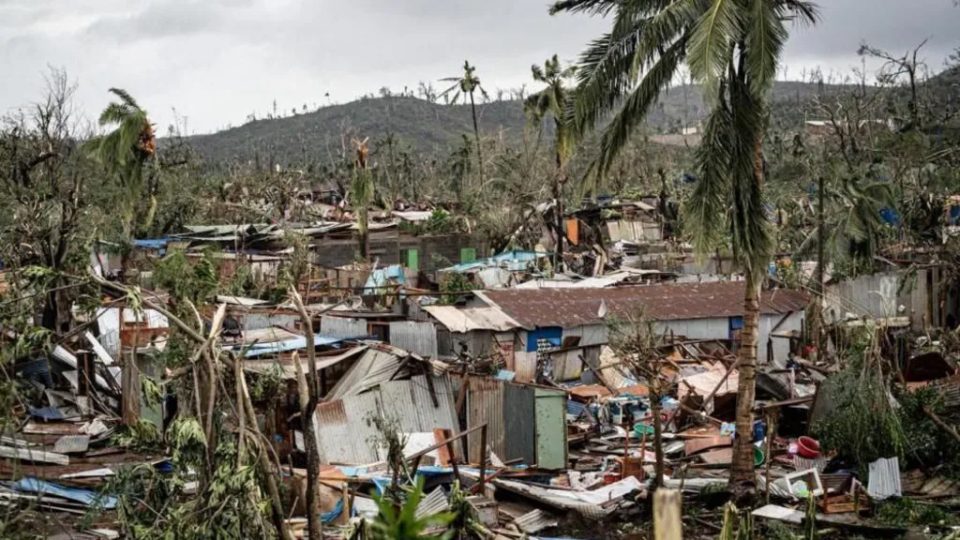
423,305,522,333
242,346,368,379
11,477,117,509
237,334,345,358
440,250,548,274
313,374,459,465
325,343,427,399
486,475,643,519
480,282,809,328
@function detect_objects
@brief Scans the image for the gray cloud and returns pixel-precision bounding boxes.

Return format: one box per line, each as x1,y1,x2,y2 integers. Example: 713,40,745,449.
2,0,958,134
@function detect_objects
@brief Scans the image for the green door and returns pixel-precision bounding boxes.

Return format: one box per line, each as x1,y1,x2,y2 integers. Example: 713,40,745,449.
459,247,477,264
405,248,419,271
534,388,567,469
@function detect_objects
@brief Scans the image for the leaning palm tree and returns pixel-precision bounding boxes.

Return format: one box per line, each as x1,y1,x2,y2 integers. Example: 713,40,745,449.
552,0,818,490
441,61,488,190
88,89,157,237
525,54,577,268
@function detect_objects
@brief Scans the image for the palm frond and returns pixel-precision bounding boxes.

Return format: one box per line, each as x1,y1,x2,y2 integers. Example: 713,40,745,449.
688,0,743,90
744,0,787,95
685,84,734,255
107,87,140,109
594,38,686,176
570,0,698,136
727,76,772,273
778,0,820,26
550,0,618,16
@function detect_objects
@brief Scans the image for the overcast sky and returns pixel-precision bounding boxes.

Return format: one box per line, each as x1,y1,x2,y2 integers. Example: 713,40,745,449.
2,0,958,134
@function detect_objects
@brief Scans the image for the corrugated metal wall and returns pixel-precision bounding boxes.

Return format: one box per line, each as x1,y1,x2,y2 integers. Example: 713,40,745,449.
320,316,368,338
313,392,383,464
466,377,505,462
242,313,298,331
389,321,439,357
314,374,460,464
824,270,931,330
503,383,536,464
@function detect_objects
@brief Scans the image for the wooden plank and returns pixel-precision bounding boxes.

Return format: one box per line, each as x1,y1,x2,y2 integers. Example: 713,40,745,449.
653,489,682,540
54,435,90,454
0,445,70,465
684,436,732,456
697,447,733,466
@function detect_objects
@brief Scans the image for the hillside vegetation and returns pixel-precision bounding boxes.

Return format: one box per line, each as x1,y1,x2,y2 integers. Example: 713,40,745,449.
185,79,853,166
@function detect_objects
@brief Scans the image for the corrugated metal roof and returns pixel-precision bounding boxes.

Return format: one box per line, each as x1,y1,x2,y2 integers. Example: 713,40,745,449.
239,334,345,358
482,282,809,328
415,488,450,520
325,346,406,399
423,305,522,332
514,509,558,533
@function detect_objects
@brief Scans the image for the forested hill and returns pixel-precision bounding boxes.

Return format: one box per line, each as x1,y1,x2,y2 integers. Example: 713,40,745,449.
185,67,959,167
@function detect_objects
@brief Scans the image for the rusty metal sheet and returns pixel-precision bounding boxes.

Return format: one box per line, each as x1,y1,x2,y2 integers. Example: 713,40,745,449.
482,282,809,328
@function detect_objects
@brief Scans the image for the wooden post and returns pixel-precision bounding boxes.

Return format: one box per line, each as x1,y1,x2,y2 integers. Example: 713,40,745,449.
479,424,487,494
765,410,777,504
653,488,682,540
76,349,93,417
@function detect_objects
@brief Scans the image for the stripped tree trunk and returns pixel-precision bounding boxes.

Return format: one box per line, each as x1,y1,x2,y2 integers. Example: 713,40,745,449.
290,289,323,540
731,266,761,487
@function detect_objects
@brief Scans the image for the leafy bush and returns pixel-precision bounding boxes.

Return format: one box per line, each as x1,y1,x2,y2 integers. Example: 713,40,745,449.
812,330,905,471
370,477,454,540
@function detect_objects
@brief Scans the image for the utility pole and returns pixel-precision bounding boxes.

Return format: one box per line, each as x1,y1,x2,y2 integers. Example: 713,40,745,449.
815,175,825,356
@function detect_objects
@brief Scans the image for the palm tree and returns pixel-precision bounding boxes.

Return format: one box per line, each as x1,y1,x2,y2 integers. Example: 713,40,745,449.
89,89,157,236
801,173,895,271
526,54,577,269
441,61,488,190
552,0,818,489
351,138,374,261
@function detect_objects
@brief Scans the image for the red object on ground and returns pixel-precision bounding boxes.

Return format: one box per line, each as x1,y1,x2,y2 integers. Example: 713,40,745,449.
797,436,821,458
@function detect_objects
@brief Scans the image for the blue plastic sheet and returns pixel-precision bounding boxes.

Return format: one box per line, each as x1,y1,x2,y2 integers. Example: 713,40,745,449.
13,477,117,509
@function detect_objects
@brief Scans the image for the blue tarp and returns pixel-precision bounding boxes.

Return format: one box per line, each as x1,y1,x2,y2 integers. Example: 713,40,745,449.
13,477,117,509
134,238,171,256
880,208,900,226
29,406,64,421
364,264,406,294
240,334,345,358
321,498,345,523
440,250,548,274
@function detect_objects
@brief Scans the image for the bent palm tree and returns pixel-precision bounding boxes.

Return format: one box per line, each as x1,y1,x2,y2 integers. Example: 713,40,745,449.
89,88,157,236
526,55,578,269
441,61,488,190
553,0,818,489
351,138,374,261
